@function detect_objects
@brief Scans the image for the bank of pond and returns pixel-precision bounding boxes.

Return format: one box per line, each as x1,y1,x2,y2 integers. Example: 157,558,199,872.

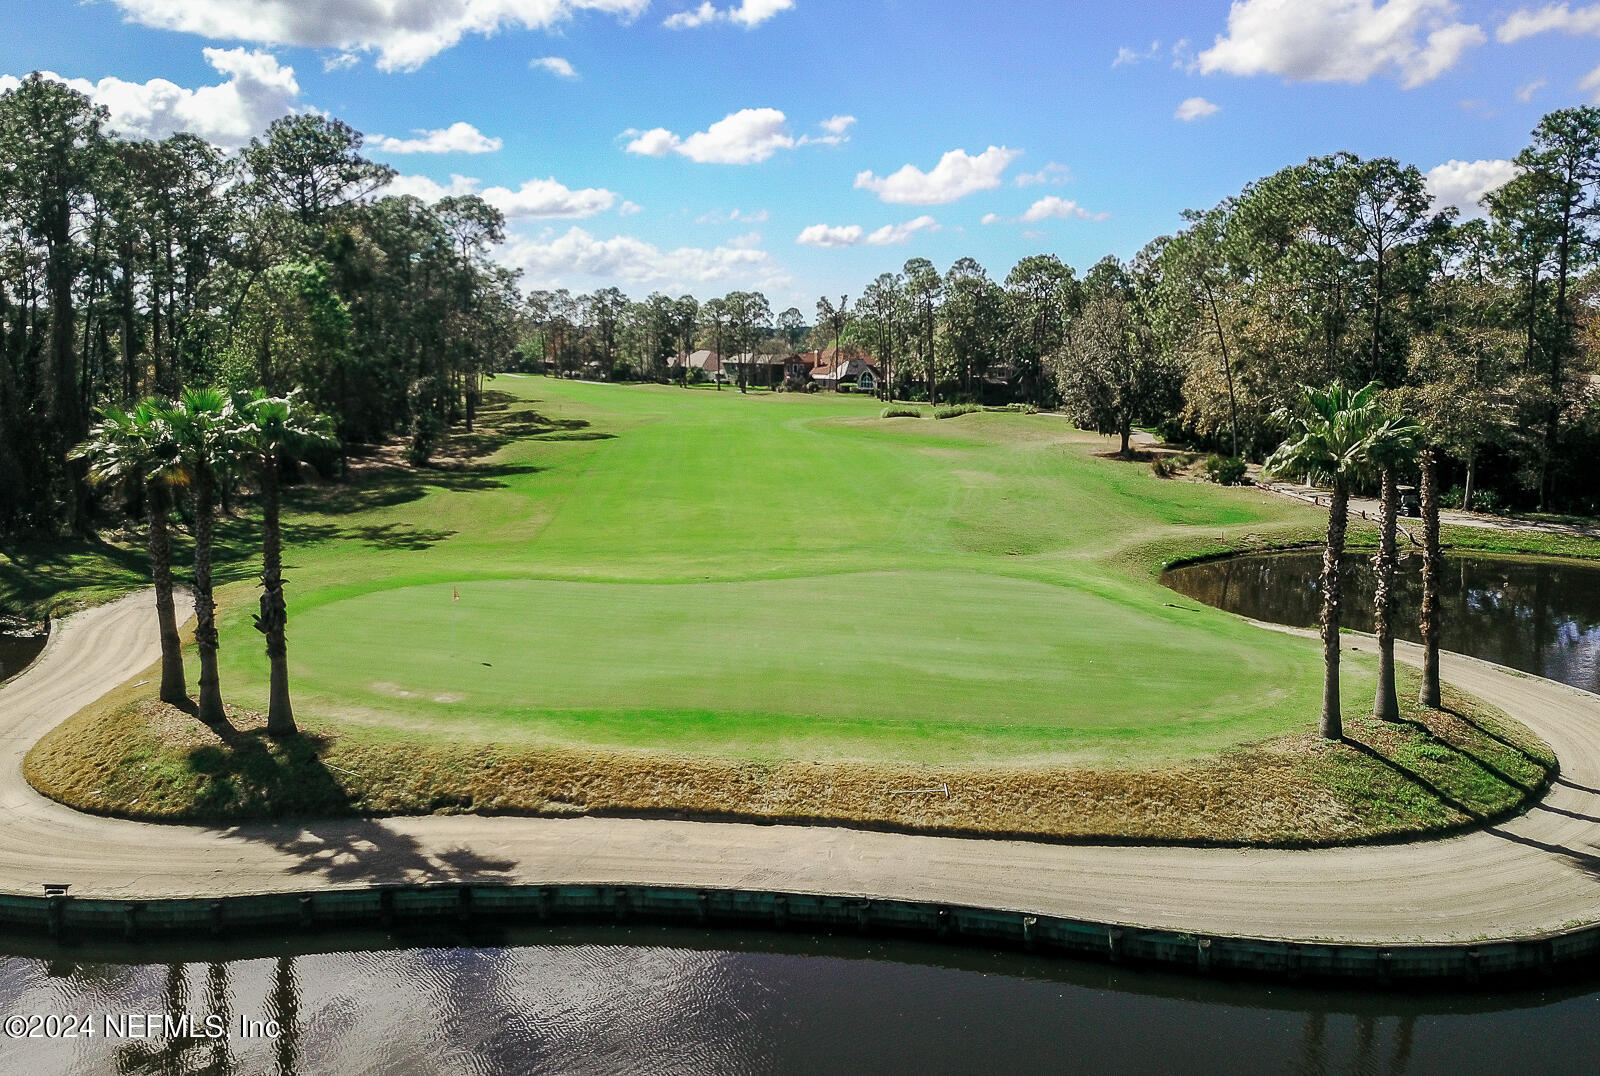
0,623,45,683
0,927,1596,1074
1163,551,1600,695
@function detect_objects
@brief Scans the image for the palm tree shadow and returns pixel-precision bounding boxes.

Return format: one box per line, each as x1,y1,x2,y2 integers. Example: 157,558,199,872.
188,728,517,885
222,817,518,886
1339,735,1484,821
1384,715,1537,795
1485,826,1600,882
1439,704,1549,769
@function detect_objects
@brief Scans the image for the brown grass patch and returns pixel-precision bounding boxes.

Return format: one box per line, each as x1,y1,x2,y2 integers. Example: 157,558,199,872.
25,666,1555,847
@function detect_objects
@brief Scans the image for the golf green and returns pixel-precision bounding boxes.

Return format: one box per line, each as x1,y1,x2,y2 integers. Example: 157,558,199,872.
211,376,1369,766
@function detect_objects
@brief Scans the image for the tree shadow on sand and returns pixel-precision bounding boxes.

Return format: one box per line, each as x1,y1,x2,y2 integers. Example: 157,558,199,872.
185,724,518,886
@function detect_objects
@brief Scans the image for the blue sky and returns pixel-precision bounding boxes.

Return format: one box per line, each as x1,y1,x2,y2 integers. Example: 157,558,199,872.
3,1,1595,310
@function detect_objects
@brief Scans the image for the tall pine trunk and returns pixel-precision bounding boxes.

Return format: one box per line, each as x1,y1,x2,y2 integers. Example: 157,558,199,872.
256,455,295,736
193,471,225,725
1372,468,1400,722
1418,448,1442,709
147,482,187,706
1320,480,1349,740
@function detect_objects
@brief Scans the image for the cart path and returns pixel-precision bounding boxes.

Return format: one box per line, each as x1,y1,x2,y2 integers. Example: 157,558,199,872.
2,590,1598,944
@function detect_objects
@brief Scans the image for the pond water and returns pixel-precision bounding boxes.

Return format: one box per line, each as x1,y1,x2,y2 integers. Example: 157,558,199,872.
0,626,46,682
1162,551,1600,694
1,928,1597,1075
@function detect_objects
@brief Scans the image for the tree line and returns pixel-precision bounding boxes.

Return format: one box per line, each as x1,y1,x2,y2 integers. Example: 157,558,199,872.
4,76,1598,537
0,74,518,536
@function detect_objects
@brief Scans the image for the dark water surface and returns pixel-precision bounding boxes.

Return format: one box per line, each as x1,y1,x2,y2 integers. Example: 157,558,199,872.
1,928,1597,1075
0,627,46,682
1163,552,1600,693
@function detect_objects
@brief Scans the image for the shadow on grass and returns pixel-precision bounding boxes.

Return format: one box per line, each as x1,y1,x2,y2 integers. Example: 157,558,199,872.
0,534,150,616
1385,714,1538,796
1441,704,1550,769
189,728,518,886
3,390,613,614
1339,735,1484,821
343,522,458,551
1343,716,1600,883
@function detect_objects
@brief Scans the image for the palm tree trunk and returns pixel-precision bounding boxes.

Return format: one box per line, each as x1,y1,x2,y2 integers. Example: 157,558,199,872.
193,472,225,726
1320,480,1349,740
1419,447,1442,709
257,454,295,736
147,482,187,706
1372,467,1400,722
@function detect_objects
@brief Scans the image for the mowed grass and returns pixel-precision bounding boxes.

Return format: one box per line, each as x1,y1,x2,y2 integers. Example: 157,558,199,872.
198,377,1369,766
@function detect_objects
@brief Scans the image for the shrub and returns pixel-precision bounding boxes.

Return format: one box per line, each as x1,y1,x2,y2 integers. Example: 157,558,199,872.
1150,455,1181,478
1203,454,1249,485
881,406,923,419
981,403,1040,414
934,404,981,419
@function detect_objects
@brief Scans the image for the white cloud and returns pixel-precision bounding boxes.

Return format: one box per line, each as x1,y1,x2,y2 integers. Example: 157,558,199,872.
697,208,769,223
1498,3,1600,42
108,0,650,72
369,122,502,155
1583,64,1600,98
663,0,794,29
500,225,786,290
0,48,300,148
797,223,864,248
624,108,798,164
1197,0,1485,89
623,127,681,156
323,51,360,71
980,212,1002,225
619,200,643,215
854,146,1021,205
1516,77,1547,100
796,216,939,247
383,173,619,218
531,56,579,78
483,178,618,218
664,2,718,27
1020,196,1107,223
384,173,484,201
803,114,855,145
865,215,939,245
1015,162,1072,187
1424,158,1520,216
1113,40,1162,66
1175,96,1220,121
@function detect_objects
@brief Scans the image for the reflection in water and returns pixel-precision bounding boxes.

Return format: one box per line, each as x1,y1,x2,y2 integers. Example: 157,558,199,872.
0,930,1597,1075
1163,553,1600,693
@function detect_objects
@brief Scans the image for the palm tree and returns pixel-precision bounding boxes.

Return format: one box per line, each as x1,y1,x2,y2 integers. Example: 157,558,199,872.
1366,412,1424,723
1417,444,1443,709
228,389,336,737
1264,381,1385,740
170,388,234,726
73,401,190,706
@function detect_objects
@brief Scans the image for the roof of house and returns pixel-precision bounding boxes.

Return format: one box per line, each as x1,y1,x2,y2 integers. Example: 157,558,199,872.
669,349,722,372
812,357,877,381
